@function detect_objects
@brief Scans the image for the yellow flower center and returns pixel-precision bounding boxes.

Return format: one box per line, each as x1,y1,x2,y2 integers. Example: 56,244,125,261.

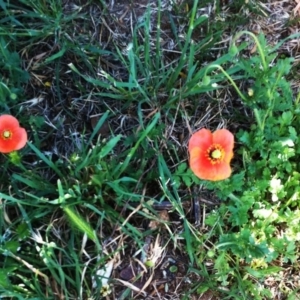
211,149,222,159
1,130,12,140
207,144,224,164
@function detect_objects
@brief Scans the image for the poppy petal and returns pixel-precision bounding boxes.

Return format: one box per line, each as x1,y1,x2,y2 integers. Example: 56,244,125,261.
0,137,18,153
0,139,12,153
213,129,234,152
14,127,28,150
0,115,20,129
212,129,234,163
189,147,232,181
211,162,232,181
188,128,213,152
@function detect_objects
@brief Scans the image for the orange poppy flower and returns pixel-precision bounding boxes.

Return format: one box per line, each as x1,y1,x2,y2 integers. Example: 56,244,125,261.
0,115,27,153
188,128,234,181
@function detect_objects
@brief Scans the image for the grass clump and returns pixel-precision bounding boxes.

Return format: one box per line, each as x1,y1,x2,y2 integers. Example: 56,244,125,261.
1,0,300,299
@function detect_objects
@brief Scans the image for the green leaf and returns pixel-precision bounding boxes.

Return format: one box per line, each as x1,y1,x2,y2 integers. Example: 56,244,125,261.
16,223,30,240
214,251,230,285
228,203,249,226
113,112,160,177
177,162,187,173
244,266,283,279
0,269,10,288
63,206,96,242
205,211,219,226
281,111,293,125
68,63,111,88
87,110,110,146
182,175,192,187
99,135,122,158
238,130,250,145
4,241,20,254
44,44,66,63
229,44,238,56
288,126,297,141
27,142,63,177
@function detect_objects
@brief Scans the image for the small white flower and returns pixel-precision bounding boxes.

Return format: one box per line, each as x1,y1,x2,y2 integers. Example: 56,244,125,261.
269,176,283,202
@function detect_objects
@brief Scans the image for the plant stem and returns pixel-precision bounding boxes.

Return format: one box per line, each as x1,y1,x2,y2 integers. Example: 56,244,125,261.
205,64,247,102
231,30,267,71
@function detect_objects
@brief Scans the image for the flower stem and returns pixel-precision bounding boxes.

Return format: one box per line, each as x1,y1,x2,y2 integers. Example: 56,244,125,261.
231,30,267,71
204,64,247,102
228,193,242,205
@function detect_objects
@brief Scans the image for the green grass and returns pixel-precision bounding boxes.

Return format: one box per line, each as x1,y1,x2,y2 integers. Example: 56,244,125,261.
1,0,300,299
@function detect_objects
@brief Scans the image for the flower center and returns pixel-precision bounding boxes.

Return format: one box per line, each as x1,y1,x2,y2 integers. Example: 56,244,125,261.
211,149,222,159
1,130,12,140
207,144,224,164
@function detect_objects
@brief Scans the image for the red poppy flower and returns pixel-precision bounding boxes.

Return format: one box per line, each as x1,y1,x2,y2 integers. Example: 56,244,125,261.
188,128,234,181
0,115,27,153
